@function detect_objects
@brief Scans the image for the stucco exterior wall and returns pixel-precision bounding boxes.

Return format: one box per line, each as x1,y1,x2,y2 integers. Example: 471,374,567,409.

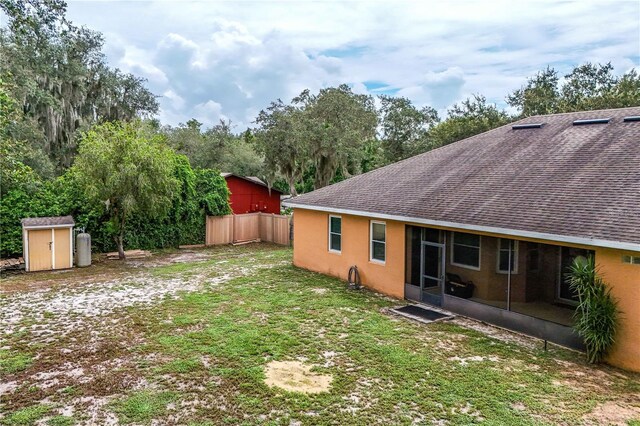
292,207,640,372
292,208,405,298
596,247,640,371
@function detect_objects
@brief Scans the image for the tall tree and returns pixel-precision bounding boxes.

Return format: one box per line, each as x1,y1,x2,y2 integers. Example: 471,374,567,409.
0,77,46,195
506,66,560,117
428,94,511,148
254,100,307,195
0,0,159,169
165,119,263,177
165,119,209,167
608,69,640,108
295,85,378,189
560,62,618,111
73,121,179,259
507,63,640,117
201,120,263,177
378,95,438,164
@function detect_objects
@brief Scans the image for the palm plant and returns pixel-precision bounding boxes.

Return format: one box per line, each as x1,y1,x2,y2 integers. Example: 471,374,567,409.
566,256,620,363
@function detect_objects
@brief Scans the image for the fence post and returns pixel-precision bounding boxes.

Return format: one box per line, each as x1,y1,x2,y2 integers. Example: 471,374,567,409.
231,214,235,244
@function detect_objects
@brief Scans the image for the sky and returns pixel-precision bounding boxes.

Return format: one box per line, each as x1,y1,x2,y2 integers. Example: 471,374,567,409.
65,0,640,130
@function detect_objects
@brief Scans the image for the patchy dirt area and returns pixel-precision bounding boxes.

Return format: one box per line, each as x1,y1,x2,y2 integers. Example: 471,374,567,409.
0,247,256,348
264,361,333,394
1,244,639,425
123,249,216,268
451,316,543,350
1,273,212,345
1,245,290,423
583,400,640,425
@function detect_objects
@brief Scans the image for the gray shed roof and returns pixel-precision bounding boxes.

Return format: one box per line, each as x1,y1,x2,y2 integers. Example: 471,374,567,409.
246,176,267,185
221,172,284,193
21,216,75,228
285,107,640,250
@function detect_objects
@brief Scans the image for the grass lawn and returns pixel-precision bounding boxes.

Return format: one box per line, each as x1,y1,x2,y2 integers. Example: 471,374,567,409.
1,244,639,425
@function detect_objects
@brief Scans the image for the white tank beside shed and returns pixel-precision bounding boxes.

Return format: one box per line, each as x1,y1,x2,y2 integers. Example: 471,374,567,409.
75,231,92,267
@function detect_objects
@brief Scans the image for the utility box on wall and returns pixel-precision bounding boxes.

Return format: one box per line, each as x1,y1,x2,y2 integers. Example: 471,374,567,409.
21,216,75,272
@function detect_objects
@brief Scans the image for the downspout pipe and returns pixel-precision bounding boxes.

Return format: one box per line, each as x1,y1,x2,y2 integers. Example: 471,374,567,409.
507,239,512,311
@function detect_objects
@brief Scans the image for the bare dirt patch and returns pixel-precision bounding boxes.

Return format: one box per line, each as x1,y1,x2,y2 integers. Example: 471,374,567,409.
264,361,332,394
451,317,543,349
125,250,214,267
0,274,200,344
582,400,640,425
448,355,501,366
551,359,628,393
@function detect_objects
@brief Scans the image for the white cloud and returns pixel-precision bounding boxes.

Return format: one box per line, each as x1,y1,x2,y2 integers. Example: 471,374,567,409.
192,100,227,125
162,90,185,110
65,0,640,128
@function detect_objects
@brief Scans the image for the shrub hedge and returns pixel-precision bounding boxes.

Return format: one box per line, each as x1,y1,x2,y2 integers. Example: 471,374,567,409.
0,155,230,258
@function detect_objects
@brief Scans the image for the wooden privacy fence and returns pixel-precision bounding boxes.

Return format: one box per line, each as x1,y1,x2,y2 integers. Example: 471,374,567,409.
206,213,291,246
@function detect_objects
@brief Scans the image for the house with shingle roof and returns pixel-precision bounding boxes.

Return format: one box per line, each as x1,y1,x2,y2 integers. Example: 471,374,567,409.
284,107,640,372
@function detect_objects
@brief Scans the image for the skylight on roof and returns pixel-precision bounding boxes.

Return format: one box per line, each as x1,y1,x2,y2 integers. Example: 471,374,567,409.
512,123,545,130
572,118,611,125
623,116,640,122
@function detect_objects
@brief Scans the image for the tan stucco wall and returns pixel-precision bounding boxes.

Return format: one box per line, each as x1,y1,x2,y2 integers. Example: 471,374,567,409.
292,209,405,298
292,207,640,372
596,247,640,371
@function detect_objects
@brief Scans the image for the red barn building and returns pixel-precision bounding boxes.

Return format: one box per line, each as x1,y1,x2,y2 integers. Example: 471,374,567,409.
222,173,283,215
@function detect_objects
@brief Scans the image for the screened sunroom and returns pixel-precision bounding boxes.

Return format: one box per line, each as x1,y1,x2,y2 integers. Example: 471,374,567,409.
405,225,592,348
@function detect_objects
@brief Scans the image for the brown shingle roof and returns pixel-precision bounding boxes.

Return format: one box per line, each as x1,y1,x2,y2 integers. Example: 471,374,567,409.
286,107,640,250
21,216,75,227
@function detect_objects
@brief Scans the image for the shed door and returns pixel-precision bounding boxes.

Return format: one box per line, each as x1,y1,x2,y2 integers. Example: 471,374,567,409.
54,228,72,269
28,229,53,271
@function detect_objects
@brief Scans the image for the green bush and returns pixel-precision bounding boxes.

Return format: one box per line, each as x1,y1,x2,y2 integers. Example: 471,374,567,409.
0,158,230,257
119,162,231,252
0,183,63,256
567,256,620,363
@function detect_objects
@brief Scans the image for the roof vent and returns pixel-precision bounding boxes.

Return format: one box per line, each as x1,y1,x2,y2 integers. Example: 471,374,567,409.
512,123,545,130
623,116,640,122
572,118,611,125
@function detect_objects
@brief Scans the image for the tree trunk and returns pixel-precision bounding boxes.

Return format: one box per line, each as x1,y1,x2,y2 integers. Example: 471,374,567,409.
288,178,298,197
314,155,334,190
114,233,125,260
114,212,126,260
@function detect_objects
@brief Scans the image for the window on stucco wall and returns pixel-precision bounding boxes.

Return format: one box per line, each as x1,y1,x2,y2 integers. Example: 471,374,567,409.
329,215,342,253
370,221,386,263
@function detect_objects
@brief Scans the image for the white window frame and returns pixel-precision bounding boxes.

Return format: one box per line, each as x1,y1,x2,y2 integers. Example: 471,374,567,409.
496,239,519,274
622,255,640,265
450,232,481,271
527,243,540,272
369,220,386,264
328,215,342,254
